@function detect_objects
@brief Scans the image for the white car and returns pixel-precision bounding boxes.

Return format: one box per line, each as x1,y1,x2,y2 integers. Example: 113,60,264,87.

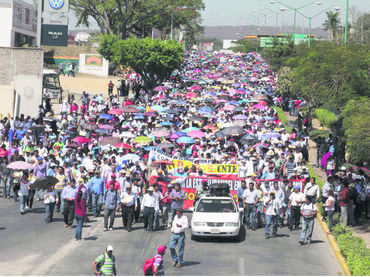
191,195,241,241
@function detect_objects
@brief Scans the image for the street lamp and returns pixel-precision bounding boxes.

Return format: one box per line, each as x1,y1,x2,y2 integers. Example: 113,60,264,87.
270,0,322,43
247,12,260,35
258,8,274,34
261,7,288,35
297,6,341,48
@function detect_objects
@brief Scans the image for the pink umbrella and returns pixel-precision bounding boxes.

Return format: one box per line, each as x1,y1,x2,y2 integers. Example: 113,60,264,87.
185,93,197,99
143,112,157,117
108,108,123,115
188,130,206,138
114,143,132,149
258,100,268,106
153,86,168,92
152,130,171,137
223,105,235,111
72,136,89,144
170,133,180,140
194,69,202,73
189,85,202,91
253,104,266,110
7,161,33,170
99,124,114,130
228,88,238,94
216,99,229,103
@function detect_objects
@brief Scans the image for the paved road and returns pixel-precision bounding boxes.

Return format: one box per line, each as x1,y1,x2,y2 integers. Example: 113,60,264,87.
0,197,344,276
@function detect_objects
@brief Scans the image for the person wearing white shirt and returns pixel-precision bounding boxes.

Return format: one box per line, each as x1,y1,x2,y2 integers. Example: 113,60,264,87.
264,191,283,239
141,186,159,232
169,208,188,268
304,177,320,204
288,186,305,230
120,184,136,232
82,154,94,171
242,182,260,230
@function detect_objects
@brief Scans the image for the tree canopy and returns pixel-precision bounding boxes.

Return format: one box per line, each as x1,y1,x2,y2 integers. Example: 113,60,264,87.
70,0,205,40
99,35,184,89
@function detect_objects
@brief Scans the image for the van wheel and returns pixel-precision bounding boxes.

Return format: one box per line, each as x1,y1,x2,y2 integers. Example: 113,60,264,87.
191,234,197,241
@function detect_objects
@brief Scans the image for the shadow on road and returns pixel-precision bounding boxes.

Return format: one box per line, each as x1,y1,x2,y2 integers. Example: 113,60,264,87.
310,240,324,244
0,227,5,230
31,207,45,214
84,236,98,241
183,261,201,267
275,234,290,238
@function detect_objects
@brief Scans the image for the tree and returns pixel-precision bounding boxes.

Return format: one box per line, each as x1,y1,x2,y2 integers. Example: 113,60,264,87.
99,36,184,89
322,11,342,40
352,12,370,44
71,0,205,39
230,39,260,53
262,36,294,71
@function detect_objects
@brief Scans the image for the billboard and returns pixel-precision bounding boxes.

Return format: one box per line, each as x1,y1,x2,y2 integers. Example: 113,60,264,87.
85,55,103,66
43,0,69,13
41,24,68,46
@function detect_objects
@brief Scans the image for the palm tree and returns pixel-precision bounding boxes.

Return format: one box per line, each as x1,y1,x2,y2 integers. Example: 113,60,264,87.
322,11,342,40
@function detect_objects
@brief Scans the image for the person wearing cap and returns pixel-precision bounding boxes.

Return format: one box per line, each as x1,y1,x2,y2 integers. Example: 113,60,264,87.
162,183,174,228
264,190,283,239
92,245,117,276
61,179,78,228
141,186,159,232
261,166,276,180
54,166,67,212
288,185,304,231
33,156,47,201
169,208,188,268
103,181,120,231
153,184,164,230
120,184,136,232
151,245,166,276
105,174,121,192
299,195,317,245
89,171,105,217
20,129,34,151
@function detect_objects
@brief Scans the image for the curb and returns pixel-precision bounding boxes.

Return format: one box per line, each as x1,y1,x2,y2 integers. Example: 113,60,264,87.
316,210,351,276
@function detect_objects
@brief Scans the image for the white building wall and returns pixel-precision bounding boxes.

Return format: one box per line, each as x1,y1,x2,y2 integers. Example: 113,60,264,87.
0,5,13,47
79,54,109,77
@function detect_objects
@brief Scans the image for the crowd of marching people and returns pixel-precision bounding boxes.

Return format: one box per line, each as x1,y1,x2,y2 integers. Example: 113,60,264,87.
0,51,369,253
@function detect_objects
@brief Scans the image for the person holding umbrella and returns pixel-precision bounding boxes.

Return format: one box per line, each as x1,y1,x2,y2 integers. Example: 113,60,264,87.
44,184,57,223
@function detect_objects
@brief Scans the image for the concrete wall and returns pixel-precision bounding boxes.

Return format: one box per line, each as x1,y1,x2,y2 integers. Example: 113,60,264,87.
0,4,12,47
0,47,43,117
79,53,109,77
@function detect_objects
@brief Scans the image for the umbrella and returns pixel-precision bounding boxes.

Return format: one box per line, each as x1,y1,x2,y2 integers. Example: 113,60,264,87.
99,124,114,130
222,126,244,136
134,114,145,120
159,121,173,126
67,142,80,149
203,124,218,131
114,143,132,149
101,136,121,146
108,109,123,115
176,136,195,144
188,130,206,138
183,127,200,133
199,106,213,114
29,124,46,131
153,86,168,92
7,161,33,170
132,136,152,144
122,154,140,163
99,114,113,120
253,104,266,110
82,123,98,131
30,176,59,190
143,112,157,117
233,114,248,120
173,131,186,137
151,105,167,112
122,106,141,113
189,85,202,91
185,93,197,99
158,142,175,148
120,132,135,138
189,115,203,122
258,100,268,106
262,132,281,139
152,130,171,137
152,160,174,165
95,129,111,134
72,137,89,144
145,146,160,151
166,109,180,114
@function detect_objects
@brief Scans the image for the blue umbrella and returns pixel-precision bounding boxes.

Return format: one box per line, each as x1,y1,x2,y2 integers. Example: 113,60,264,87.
134,114,145,120
136,106,146,111
159,121,173,126
199,106,213,114
177,136,195,144
174,131,186,137
145,146,160,151
204,92,216,97
99,114,113,120
151,105,166,112
95,129,110,134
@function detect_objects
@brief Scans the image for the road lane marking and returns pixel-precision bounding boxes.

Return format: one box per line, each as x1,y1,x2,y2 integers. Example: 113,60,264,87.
239,257,245,276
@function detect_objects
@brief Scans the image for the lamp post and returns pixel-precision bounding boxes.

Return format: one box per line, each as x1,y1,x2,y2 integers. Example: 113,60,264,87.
261,7,288,35
297,6,340,48
248,12,260,35
270,0,322,43
344,0,349,43
258,9,273,34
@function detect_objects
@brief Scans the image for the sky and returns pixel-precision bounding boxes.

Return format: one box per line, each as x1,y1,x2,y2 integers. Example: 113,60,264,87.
201,0,370,28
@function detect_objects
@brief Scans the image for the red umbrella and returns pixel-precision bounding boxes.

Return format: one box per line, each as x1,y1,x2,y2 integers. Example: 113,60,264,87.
108,109,123,115
185,93,197,99
72,136,89,144
114,143,132,149
258,100,268,106
122,106,140,113
189,85,202,91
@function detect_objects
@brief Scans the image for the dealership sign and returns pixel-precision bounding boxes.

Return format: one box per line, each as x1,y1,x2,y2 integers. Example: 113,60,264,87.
44,0,69,13
41,24,68,46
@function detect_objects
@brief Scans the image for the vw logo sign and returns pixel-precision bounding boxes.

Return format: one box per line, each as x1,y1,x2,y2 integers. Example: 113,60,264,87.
49,0,64,10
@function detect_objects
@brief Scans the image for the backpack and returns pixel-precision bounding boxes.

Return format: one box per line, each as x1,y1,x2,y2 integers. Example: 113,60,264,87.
143,254,161,276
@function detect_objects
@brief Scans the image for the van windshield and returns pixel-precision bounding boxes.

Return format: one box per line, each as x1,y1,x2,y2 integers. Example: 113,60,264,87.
196,199,235,213
43,74,61,90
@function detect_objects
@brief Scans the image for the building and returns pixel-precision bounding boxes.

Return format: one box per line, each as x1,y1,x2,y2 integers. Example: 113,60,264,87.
0,0,38,47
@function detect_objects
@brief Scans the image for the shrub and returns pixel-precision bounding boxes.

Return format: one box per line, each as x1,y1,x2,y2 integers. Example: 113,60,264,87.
273,106,293,133
308,129,331,143
313,108,338,128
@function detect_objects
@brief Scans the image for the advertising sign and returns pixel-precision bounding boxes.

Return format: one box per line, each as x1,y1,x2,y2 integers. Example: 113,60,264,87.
41,24,68,46
43,0,69,13
150,176,306,210
85,55,103,66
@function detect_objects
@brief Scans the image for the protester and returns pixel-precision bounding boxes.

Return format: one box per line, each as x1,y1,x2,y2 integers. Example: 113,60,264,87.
299,196,317,245
92,245,117,276
323,190,335,233
103,182,120,231
120,184,136,232
288,185,304,230
169,208,188,268
62,179,78,228
264,191,283,239
74,189,86,241
44,185,57,223
141,186,158,232
242,182,260,230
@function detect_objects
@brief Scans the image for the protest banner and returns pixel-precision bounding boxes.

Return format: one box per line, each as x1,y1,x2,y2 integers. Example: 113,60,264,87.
169,159,239,175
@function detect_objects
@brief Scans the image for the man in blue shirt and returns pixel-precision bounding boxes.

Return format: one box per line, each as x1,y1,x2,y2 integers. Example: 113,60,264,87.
61,180,78,228
89,171,105,217
103,182,120,231
169,183,186,222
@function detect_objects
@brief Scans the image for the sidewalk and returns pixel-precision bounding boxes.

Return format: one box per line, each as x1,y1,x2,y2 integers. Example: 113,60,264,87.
284,111,370,248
